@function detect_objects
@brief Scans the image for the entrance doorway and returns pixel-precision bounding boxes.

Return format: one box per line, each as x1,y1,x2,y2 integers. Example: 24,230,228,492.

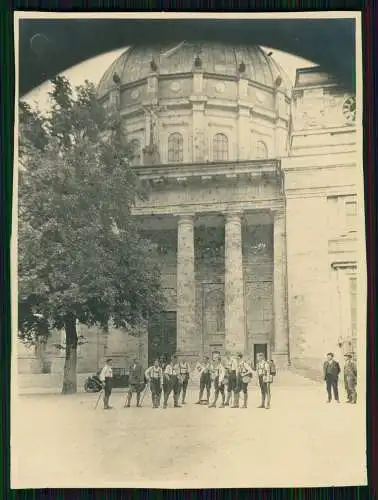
253,343,268,367
148,311,177,365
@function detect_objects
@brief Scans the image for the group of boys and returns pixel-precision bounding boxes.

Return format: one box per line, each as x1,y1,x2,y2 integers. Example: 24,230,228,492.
99,351,274,410
194,352,273,409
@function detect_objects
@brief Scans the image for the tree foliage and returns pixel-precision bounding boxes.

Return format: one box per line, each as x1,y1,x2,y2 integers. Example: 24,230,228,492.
18,76,165,392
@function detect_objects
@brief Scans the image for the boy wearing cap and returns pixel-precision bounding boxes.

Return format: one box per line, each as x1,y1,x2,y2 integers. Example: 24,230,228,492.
99,358,113,410
224,352,238,407
125,358,145,408
163,354,183,408
178,357,190,404
208,355,226,408
195,355,212,404
343,353,357,404
233,353,253,409
256,352,273,409
145,359,164,408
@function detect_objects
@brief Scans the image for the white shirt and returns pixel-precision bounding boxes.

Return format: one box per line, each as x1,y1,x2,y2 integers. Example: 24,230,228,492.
145,365,163,380
226,358,238,371
213,362,226,383
99,365,113,381
196,361,211,375
256,360,270,377
237,360,253,377
164,363,180,376
179,361,190,375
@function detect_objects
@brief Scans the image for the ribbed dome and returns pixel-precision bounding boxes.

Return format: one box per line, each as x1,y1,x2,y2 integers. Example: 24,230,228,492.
97,41,292,99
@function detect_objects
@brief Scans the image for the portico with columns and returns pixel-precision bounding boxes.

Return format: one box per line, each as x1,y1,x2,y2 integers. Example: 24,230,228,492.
132,158,289,367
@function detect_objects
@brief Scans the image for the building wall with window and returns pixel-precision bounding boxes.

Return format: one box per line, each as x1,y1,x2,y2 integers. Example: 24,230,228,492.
282,68,360,373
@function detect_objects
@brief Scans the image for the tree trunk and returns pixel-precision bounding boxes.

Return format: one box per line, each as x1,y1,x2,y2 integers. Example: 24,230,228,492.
35,336,48,373
62,315,78,394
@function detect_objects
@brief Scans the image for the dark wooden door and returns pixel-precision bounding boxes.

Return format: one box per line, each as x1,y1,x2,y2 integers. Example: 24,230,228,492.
148,312,177,365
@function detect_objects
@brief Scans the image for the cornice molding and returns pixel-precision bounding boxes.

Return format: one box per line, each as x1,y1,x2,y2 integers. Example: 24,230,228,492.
133,159,282,188
132,198,284,217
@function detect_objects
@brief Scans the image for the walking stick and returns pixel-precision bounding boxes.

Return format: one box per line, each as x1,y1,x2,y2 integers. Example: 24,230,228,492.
140,384,149,407
94,389,104,410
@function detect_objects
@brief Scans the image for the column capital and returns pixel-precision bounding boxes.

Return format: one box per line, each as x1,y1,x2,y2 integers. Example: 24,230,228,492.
177,214,195,225
224,210,244,224
270,208,285,218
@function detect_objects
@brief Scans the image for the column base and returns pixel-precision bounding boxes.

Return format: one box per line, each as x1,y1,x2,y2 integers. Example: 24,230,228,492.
271,352,290,369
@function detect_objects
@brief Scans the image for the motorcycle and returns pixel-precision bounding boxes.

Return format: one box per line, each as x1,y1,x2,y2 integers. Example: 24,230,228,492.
84,373,103,393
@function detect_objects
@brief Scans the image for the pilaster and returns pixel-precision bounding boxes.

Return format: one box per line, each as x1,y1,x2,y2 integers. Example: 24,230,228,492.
272,209,289,367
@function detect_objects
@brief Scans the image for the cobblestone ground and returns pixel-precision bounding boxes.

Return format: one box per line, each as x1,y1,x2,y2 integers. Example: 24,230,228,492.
11,373,367,488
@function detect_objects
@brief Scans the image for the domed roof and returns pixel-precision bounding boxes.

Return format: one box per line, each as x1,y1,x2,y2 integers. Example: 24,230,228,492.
97,41,292,99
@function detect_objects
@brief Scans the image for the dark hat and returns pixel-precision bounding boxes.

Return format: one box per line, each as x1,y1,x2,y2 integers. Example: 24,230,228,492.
344,353,353,358
327,352,334,357
106,358,113,363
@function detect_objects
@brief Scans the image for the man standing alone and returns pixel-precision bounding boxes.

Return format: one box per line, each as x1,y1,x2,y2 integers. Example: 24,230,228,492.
99,358,113,410
323,352,341,403
343,353,357,404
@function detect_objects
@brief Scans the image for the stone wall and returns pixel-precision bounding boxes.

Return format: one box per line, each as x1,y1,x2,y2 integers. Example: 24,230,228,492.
282,148,358,375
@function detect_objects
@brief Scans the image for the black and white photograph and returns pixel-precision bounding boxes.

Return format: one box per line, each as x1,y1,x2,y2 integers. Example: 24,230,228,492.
12,12,367,489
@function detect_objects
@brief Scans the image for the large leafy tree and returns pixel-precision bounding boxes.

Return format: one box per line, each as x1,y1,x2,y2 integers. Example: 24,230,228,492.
18,76,165,394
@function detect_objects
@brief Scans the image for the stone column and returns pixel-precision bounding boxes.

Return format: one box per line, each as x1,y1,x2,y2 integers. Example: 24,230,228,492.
176,215,197,356
272,210,289,366
224,212,246,354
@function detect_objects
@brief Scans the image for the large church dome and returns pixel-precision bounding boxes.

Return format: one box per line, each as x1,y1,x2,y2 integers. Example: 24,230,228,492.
97,42,292,99
97,41,292,165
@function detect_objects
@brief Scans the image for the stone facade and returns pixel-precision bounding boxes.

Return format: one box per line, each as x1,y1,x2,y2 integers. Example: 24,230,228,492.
18,44,361,375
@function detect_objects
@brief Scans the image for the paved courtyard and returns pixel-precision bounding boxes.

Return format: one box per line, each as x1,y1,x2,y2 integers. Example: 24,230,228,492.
11,372,367,489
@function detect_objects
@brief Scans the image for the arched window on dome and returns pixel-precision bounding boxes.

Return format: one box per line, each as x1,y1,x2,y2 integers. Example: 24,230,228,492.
168,133,184,163
129,139,141,166
255,140,268,160
213,133,229,161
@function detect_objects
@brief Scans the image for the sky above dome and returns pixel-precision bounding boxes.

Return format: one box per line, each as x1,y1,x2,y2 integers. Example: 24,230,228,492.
22,46,315,111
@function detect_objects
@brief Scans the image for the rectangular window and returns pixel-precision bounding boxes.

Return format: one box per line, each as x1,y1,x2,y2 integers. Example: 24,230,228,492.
346,201,357,233
327,195,357,237
349,277,357,355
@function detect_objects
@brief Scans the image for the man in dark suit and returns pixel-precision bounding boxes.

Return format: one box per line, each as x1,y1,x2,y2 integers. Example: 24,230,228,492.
323,352,341,403
125,358,145,408
343,353,357,404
